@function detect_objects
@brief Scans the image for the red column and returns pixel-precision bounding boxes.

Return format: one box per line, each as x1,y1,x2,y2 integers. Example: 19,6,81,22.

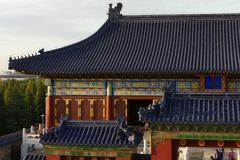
46,155,60,160
152,139,172,160
45,96,54,129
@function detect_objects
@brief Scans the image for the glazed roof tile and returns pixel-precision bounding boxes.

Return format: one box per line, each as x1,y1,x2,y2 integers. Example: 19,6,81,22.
8,11,240,78
40,117,143,147
0,131,22,146
23,153,45,160
139,83,240,125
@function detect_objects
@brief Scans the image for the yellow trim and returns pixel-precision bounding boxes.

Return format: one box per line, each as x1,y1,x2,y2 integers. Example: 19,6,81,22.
54,99,60,104
77,99,83,120
66,107,69,115
123,99,128,118
63,99,71,115
90,99,94,105
103,107,105,119
114,99,118,104
125,107,127,118
90,100,94,119
63,99,71,105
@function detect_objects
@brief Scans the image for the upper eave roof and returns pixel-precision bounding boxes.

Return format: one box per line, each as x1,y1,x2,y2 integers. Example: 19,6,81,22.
8,12,240,78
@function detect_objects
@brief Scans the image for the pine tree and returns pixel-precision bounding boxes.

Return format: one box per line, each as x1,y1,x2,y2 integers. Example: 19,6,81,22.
24,79,36,125
3,80,24,133
0,78,46,135
34,79,46,122
0,81,5,135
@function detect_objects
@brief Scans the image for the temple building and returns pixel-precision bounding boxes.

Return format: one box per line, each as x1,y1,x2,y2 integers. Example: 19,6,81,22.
9,3,240,160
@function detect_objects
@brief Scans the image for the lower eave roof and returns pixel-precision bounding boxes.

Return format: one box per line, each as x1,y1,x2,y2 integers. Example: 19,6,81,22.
139,83,240,126
0,130,22,146
23,153,45,160
40,117,143,147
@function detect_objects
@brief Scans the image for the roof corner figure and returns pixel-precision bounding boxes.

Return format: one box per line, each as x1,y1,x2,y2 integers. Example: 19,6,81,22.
108,3,123,19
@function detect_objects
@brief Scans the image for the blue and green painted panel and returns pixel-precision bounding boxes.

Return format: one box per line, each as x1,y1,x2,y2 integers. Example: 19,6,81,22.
227,81,240,92
50,79,202,96
44,145,133,158
113,80,162,88
53,88,107,96
53,80,106,89
176,80,200,92
113,89,162,96
177,133,240,141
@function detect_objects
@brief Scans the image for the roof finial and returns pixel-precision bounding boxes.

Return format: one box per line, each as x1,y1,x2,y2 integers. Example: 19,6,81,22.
108,3,123,19
38,48,44,54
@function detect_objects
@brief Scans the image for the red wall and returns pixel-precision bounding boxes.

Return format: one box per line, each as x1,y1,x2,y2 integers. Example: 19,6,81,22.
152,139,172,160
46,155,60,160
45,95,159,128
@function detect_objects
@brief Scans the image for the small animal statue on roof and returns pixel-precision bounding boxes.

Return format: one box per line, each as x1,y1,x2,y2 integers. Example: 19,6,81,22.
108,3,123,19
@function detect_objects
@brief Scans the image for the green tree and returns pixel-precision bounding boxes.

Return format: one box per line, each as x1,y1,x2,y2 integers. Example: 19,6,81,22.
0,78,46,136
0,80,5,106
4,80,16,106
0,81,5,135
24,79,36,125
3,81,25,133
34,79,46,122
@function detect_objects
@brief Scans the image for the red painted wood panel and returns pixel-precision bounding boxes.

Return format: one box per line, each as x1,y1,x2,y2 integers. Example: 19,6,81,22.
93,100,104,120
57,99,66,123
47,155,60,160
175,139,240,148
81,100,90,120
153,139,172,160
114,100,127,119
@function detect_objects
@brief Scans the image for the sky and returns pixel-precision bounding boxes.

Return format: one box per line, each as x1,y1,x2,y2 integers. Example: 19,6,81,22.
1,0,240,73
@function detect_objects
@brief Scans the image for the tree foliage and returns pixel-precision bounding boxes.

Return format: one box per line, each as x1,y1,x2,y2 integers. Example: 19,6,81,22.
0,78,46,136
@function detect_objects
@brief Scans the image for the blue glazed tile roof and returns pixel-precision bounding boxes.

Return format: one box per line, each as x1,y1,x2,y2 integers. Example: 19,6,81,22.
0,130,22,146
23,153,45,160
132,154,151,160
40,117,143,147
139,83,240,125
8,11,240,78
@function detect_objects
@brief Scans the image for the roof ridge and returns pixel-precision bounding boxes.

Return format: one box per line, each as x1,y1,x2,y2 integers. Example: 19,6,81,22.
66,120,117,125
118,13,240,22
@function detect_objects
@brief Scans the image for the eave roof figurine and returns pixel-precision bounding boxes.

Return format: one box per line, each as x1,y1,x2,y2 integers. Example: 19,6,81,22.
9,3,240,160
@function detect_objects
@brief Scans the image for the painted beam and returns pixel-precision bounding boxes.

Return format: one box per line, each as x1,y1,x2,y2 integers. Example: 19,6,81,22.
152,131,240,145
44,145,134,158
